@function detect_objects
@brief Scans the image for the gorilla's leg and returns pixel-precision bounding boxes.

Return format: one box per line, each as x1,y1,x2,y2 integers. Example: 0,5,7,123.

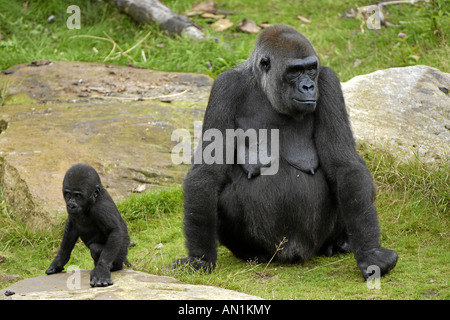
217,189,272,263
90,242,128,271
89,243,113,287
111,243,129,271
89,243,103,266
218,223,272,263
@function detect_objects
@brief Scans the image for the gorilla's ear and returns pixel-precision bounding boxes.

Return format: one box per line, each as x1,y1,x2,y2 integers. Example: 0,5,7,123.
260,57,270,72
93,185,101,199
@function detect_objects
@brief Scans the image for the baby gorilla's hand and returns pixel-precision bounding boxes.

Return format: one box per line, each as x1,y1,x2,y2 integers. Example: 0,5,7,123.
90,265,113,287
46,258,66,275
45,264,64,275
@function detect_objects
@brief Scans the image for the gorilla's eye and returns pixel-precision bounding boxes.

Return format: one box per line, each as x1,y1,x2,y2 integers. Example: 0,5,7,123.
306,68,317,78
260,57,270,71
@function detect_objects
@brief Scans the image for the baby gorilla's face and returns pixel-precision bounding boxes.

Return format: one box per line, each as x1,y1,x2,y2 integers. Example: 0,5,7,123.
63,188,90,215
62,164,101,215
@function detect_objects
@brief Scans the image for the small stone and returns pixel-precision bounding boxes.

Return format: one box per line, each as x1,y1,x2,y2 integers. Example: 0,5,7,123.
4,290,15,296
438,86,448,94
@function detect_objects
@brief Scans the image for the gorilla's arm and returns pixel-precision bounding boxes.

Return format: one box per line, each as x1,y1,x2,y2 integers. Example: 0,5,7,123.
314,66,380,247
46,218,78,274
314,66,397,278
177,70,242,271
89,197,123,286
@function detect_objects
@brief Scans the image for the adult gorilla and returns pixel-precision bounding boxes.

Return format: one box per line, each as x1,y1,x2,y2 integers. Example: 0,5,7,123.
174,25,397,279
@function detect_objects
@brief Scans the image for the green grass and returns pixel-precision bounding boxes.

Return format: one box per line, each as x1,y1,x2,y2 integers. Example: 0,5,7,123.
0,81,10,106
0,0,449,299
0,0,448,80
1,144,448,299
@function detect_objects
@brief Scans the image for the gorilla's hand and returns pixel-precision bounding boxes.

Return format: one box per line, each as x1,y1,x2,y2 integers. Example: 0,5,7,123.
355,247,398,280
45,262,64,275
90,265,113,287
170,257,215,273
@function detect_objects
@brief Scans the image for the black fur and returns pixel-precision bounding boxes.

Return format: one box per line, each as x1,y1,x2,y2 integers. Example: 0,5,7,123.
174,25,397,279
46,164,130,287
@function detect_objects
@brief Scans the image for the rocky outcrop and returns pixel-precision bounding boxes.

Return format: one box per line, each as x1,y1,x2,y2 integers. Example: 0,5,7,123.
342,65,449,162
0,269,262,300
0,61,211,229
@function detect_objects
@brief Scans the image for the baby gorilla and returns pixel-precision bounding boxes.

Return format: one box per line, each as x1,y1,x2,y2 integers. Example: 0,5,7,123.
46,164,130,287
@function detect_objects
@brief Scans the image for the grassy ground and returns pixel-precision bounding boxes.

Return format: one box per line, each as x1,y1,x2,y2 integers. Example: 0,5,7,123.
1,143,448,299
0,0,449,299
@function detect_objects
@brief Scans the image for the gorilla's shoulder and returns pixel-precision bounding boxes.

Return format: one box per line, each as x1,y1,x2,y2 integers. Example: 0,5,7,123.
318,66,339,84
318,66,343,97
212,68,253,98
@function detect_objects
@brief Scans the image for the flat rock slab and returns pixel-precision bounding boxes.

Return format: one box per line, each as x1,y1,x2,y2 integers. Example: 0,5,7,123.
0,61,211,229
0,269,262,300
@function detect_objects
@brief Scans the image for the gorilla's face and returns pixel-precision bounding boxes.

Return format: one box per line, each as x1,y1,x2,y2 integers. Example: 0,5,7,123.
62,164,101,215
258,55,320,118
252,26,320,118
283,56,319,112
63,188,90,215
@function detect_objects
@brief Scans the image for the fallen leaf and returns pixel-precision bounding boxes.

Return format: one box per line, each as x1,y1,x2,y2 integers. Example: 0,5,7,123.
237,19,261,34
201,12,225,19
211,18,233,31
260,22,273,29
407,55,420,62
153,243,164,249
186,0,217,15
297,15,311,23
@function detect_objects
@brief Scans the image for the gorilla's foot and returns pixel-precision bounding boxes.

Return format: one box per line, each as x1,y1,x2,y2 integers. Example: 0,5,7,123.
355,247,398,280
169,257,215,273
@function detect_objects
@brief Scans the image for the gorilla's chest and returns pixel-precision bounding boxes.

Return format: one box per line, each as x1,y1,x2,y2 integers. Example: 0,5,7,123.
234,111,319,177
71,215,105,245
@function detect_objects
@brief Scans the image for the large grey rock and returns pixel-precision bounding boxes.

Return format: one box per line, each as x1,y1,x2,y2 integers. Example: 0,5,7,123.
342,65,450,162
0,269,262,300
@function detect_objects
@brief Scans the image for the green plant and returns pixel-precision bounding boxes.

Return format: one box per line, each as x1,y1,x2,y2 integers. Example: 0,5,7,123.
0,81,10,106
